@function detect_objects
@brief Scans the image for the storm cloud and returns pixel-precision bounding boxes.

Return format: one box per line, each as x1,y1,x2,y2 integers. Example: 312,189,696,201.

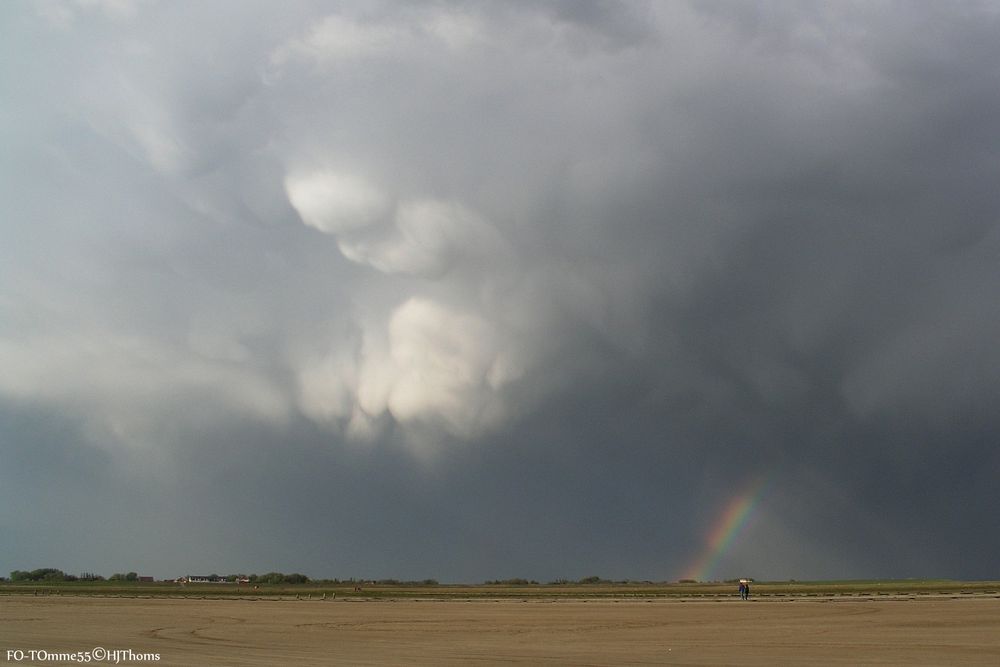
2,0,999,582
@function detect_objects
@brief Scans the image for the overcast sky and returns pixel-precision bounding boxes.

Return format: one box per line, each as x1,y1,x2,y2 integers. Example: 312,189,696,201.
2,0,999,582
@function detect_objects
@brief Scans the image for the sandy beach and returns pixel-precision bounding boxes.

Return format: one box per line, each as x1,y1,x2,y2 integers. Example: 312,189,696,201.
3,595,999,665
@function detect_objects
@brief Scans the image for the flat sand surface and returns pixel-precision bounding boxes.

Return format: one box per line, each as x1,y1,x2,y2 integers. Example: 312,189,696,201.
3,596,999,665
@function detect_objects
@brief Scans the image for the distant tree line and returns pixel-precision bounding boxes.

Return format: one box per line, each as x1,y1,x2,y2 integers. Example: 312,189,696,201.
485,577,660,585
244,576,441,586
5,570,661,586
10,569,79,582
185,573,316,584
249,572,310,584
4,570,448,585
7,569,146,583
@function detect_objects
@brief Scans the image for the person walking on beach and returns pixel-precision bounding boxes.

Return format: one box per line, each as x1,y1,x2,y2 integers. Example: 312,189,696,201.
744,580,750,600
738,581,746,600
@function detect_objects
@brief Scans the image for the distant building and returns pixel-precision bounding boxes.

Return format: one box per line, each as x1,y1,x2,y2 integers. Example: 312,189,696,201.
138,576,154,583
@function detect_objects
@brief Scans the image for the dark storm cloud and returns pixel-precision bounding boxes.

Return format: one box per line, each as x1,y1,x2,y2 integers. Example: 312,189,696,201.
2,1,999,581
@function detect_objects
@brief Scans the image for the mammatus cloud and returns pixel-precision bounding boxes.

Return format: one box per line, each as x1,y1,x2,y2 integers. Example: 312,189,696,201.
285,170,388,235
336,199,507,279
286,172,509,280
301,297,519,441
3,1,1000,581
286,167,532,442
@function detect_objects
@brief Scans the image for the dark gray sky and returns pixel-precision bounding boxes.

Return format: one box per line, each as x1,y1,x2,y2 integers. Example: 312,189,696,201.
2,0,999,582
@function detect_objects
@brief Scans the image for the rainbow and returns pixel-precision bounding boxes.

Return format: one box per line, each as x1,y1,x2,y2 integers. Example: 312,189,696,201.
682,477,769,582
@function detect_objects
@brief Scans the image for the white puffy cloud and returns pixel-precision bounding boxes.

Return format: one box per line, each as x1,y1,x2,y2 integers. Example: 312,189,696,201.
296,297,523,443
285,168,513,281
336,198,507,278
285,170,389,235
384,298,508,435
